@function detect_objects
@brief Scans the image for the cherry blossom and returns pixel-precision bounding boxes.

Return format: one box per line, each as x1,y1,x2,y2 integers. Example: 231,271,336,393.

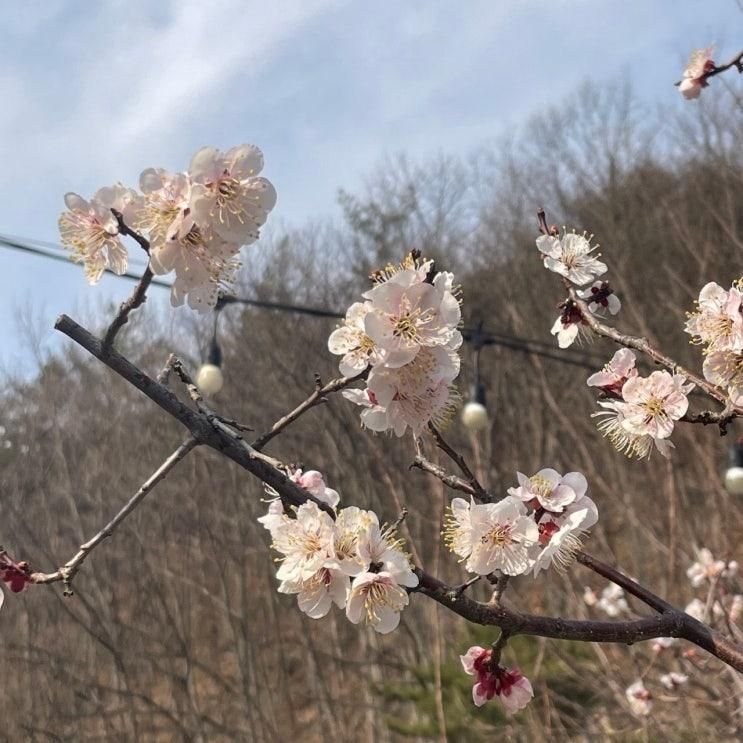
345,571,412,634
355,521,418,588
660,672,688,690
58,191,130,283
329,506,373,577
703,350,743,405
327,302,401,377
445,497,539,576
678,46,715,100
595,583,630,617
686,548,738,587
619,371,694,440
685,282,743,352
577,280,621,316
507,468,587,514
583,586,598,606
593,399,675,460
188,144,277,245
362,261,461,354
290,469,340,509
272,502,335,583
536,231,607,286
278,567,349,619
587,349,637,393
136,168,192,252
460,647,533,712
532,494,598,575
625,680,652,717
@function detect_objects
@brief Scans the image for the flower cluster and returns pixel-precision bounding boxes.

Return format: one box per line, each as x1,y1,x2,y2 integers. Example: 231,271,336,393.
59,144,277,311
258,471,418,634
460,646,533,712
584,582,630,617
444,468,597,577
536,232,621,348
678,46,715,100
687,547,738,588
588,349,694,459
685,281,743,406
331,253,462,436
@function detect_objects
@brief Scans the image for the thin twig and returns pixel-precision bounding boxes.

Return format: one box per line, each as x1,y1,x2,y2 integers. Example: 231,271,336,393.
427,423,493,502
101,267,153,351
410,454,477,497
101,214,153,351
252,370,368,450
31,437,198,592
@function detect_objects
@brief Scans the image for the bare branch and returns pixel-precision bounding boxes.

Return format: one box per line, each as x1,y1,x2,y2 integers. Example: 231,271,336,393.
410,454,477,497
31,437,198,591
427,423,494,502
252,369,368,451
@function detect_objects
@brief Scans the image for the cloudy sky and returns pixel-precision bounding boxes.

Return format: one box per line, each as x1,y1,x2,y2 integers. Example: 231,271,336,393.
0,0,737,371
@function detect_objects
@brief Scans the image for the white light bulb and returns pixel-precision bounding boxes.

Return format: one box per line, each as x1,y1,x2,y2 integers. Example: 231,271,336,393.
724,466,743,496
461,401,488,432
196,363,224,396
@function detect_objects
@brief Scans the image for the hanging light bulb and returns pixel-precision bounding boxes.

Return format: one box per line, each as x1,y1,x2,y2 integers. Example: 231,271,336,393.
461,324,490,432
462,380,489,432
724,436,743,496
196,300,225,397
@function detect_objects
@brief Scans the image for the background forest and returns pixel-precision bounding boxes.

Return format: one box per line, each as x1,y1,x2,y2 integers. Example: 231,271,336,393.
1,82,742,741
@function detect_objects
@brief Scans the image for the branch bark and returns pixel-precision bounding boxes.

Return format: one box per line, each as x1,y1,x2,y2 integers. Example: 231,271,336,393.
31,437,198,590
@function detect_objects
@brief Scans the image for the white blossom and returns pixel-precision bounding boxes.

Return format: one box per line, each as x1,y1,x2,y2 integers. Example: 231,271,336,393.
625,680,652,717
189,144,277,244
686,548,738,588
660,672,688,690
587,348,637,391
595,583,629,617
58,191,130,284
345,571,412,634
703,350,743,405
536,231,607,286
684,598,706,622
445,497,539,577
507,468,587,514
685,282,743,352
679,46,714,100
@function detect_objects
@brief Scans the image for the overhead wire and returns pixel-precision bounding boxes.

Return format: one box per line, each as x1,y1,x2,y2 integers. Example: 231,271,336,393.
0,232,605,371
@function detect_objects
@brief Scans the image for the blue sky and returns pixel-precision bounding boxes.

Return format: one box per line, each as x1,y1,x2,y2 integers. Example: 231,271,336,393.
0,0,738,372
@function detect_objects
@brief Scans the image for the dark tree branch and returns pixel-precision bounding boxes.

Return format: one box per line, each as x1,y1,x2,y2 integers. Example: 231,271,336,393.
51,313,743,673
427,423,493,502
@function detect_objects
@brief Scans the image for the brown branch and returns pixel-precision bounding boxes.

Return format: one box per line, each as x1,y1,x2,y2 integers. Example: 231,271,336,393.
427,423,493,502
410,454,477,497
252,370,368,451
101,213,154,351
31,437,198,591
415,569,743,673
52,313,743,672
566,280,743,416
55,314,334,516
102,267,154,351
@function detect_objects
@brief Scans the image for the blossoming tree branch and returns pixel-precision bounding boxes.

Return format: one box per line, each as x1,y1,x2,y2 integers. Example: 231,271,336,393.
1,47,742,716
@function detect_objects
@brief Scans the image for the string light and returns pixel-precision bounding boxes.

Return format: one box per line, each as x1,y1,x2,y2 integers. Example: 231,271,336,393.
725,435,743,496
461,323,489,432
